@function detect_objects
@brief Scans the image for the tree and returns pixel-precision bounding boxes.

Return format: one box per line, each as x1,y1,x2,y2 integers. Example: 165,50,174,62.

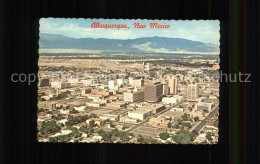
181,113,189,121
97,129,112,141
40,121,60,134
101,132,112,141
79,127,89,134
201,140,207,144
206,132,213,142
214,119,219,127
173,130,194,144
191,130,199,136
111,129,119,136
89,120,96,127
177,118,182,124
117,131,130,141
159,132,170,140
174,124,180,129
71,128,82,138
66,116,88,127
194,116,199,122
89,113,97,118
203,109,209,113
137,135,144,143
97,129,105,135
167,122,172,128
182,122,192,129
88,128,94,134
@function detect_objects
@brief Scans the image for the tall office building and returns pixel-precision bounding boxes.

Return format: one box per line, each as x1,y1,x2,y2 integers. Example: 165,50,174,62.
162,80,169,95
144,82,163,102
108,80,116,90
169,77,178,95
187,83,199,99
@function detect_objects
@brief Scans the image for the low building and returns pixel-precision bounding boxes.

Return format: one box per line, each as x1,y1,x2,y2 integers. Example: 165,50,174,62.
38,101,57,110
99,114,119,121
97,91,113,96
86,102,105,108
139,104,165,114
131,79,143,88
106,103,126,109
51,82,71,89
74,106,86,111
81,89,91,96
148,117,170,128
128,109,152,121
120,117,139,123
39,78,49,87
162,96,181,104
196,102,215,111
124,91,144,102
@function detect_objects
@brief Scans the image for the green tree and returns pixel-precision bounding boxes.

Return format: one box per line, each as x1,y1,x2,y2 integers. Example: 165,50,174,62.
79,127,89,134
159,132,170,140
181,113,189,121
101,132,112,141
71,128,82,138
88,128,94,134
194,116,199,122
40,121,60,134
214,119,219,127
173,130,194,144
89,120,96,127
206,132,212,142
167,122,172,128
174,124,180,129
191,130,199,136
117,131,130,141
89,113,97,118
111,129,119,136
66,116,88,127
97,129,112,141
137,135,144,143
182,122,192,129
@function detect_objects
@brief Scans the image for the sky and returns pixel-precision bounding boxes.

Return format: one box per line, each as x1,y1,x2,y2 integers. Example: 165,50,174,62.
40,18,220,45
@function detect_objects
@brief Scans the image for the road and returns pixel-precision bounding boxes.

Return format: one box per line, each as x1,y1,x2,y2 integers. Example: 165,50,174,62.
191,105,219,133
126,100,185,133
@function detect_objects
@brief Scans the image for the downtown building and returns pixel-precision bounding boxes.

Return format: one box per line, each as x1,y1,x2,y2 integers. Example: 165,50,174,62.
187,83,199,100
144,82,163,102
124,91,144,103
168,77,178,95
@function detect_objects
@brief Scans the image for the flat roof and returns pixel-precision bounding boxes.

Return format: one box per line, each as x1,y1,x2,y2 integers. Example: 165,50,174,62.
128,109,152,114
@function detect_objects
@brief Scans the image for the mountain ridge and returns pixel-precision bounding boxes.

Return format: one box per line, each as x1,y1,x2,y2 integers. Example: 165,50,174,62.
39,33,219,55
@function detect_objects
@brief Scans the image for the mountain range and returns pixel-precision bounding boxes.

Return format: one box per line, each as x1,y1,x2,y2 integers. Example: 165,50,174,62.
39,33,219,55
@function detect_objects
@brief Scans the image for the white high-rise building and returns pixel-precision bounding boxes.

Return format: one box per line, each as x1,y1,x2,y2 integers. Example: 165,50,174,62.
129,77,133,85
187,83,199,99
162,80,169,95
116,79,124,86
169,77,178,95
108,80,116,90
145,63,153,71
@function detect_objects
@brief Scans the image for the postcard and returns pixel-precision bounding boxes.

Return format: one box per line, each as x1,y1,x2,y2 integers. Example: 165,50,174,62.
38,18,219,144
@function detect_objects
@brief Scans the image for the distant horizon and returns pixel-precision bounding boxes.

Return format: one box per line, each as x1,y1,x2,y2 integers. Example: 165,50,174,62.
40,32,219,45
40,19,220,45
